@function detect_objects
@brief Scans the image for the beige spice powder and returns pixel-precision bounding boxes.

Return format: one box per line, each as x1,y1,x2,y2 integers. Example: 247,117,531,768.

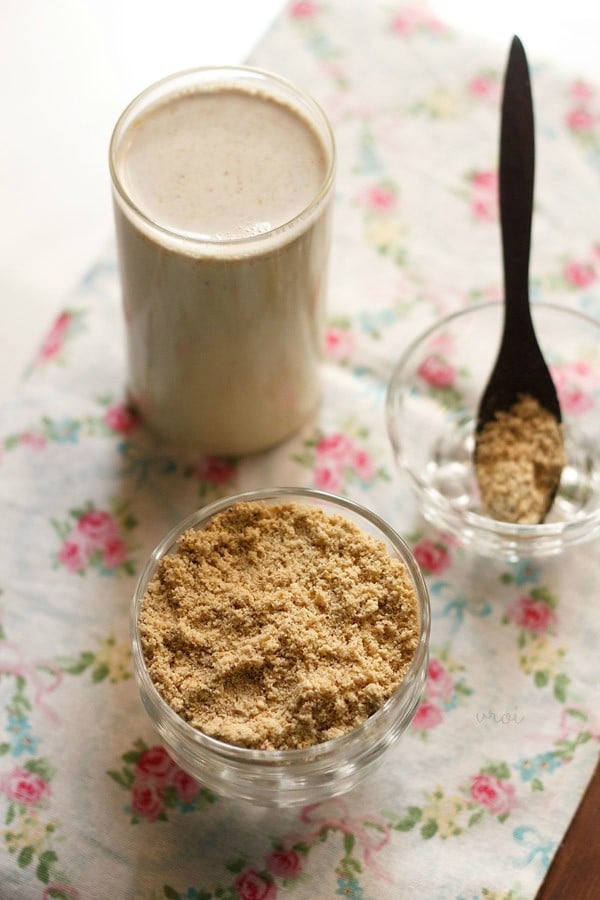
138,500,420,750
475,394,566,524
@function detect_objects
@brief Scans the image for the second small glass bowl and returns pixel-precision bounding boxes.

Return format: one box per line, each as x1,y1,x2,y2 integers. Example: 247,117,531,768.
386,301,600,560
131,487,430,806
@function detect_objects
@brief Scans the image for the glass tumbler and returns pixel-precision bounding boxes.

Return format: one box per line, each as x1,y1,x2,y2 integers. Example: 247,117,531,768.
110,67,336,456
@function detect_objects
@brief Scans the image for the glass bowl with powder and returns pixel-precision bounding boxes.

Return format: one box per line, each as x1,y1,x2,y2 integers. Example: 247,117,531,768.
131,487,430,806
386,301,600,560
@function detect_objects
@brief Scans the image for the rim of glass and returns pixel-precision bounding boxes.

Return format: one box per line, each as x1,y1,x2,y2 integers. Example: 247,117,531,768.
109,65,336,247
386,300,600,539
131,486,431,763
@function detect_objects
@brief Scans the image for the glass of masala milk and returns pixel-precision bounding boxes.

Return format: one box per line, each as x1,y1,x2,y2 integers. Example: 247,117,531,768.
109,67,335,455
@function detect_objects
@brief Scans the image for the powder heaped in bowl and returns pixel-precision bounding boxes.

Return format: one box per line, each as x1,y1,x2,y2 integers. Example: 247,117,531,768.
138,500,420,750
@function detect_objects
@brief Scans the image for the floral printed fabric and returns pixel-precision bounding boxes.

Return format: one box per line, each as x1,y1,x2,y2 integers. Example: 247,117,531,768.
1,2,599,898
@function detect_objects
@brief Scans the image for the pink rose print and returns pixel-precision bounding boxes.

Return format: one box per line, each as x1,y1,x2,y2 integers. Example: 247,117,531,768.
362,184,396,210
507,596,557,633
130,745,187,820
54,502,136,576
314,461,343,493
412,701,443,732
102,536,128,570
104,402,140,436
58,539,88,573
324,325,354,361
468,74,499,102
131,780,164,822
314,432,378,488
171,767,200,803
470,774,515,815
135,745,176,789
190,455,237,485
111,740,214,822
76,510,119,547
298,427,386,493
570,79,595,100
1,767,50,805
266,848,302,879
417,353,456,388
566,108,595,132
426,659,453,701
19,431,47,451
413,538,450,575
391,5,443,36
289,0,317,18
571,361,594,377
472,171,497,189
235,869,277,900
470,170,498,221
316,433,354,463
551,361,596,414
36,312,72,363
37,331,63,363
411,647,471,738
171,768,200,804
558,388,594,415
351,448,376,482
564,260,596,287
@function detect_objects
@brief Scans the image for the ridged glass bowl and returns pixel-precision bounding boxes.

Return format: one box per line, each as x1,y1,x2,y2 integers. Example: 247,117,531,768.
131,487,430,806
386,302,600,560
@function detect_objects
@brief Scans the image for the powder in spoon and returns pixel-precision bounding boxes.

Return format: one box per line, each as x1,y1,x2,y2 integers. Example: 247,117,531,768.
138,500,420,750
475,394,566,524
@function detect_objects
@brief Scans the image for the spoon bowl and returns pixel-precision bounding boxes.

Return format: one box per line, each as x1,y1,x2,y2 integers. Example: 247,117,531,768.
474,36,564,523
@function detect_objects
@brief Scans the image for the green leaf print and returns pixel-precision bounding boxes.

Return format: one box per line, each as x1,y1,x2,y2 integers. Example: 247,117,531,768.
343,832,355,855
224,857,246,874
530,586,557,609
421,819,438,839
91,663,110,683
107,768,135,790
393,805,422,831
163,888,183,900
468,809,485,827
36,849,59,885
554,673,570,702
17,845,34,868
61,651,95,675
534,671,549,688
481,762,511,780
59,636,132,684
24,758,55,780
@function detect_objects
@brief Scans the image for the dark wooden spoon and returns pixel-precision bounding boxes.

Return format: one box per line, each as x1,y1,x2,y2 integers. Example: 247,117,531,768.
474,36,563,520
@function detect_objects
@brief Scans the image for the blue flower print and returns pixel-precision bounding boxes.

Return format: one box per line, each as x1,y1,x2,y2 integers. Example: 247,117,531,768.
6,712,39,756
515,752,562,782
336,876,364,898
47,418,81,443
510,558,541,585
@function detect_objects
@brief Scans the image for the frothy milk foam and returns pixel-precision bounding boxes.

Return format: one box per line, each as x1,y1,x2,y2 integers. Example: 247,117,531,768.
112,76,334,455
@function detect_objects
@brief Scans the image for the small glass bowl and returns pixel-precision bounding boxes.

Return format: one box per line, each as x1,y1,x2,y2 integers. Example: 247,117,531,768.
131,487,430,806
386,301,600,560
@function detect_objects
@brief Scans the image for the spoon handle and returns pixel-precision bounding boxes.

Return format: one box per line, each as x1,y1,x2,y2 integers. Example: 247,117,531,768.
500,36,535,334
